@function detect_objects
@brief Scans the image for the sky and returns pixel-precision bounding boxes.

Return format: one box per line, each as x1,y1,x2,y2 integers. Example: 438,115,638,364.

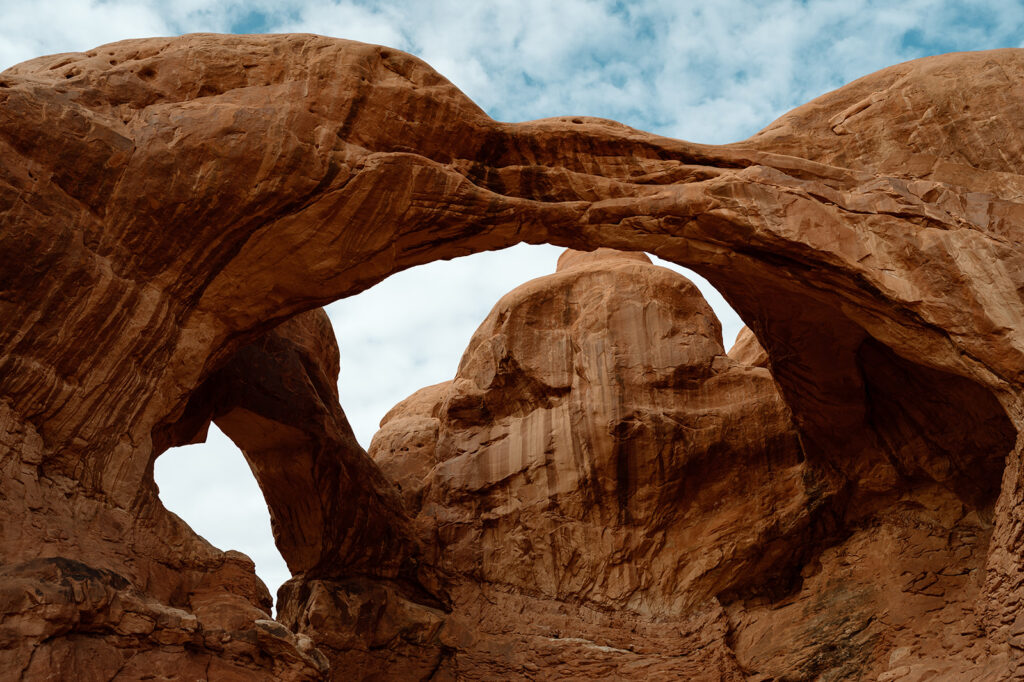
5,0,1022,607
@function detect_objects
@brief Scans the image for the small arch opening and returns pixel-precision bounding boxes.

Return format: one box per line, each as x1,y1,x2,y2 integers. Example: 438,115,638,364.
154,422,290,612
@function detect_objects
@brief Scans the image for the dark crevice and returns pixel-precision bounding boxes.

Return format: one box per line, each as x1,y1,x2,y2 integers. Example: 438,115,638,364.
858,336,1014,511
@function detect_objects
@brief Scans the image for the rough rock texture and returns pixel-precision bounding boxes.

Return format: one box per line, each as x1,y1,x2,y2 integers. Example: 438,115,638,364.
161,309,418,582
1,33,1023,679
360,249,806,678
375,249,808,616
359,249,1004,679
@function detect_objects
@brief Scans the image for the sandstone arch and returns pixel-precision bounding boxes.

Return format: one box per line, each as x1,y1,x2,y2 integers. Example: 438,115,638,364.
2,33,1024,679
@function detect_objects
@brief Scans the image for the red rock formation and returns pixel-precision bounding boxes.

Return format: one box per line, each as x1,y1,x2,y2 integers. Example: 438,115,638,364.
357,248,807,678
0,33,1022,679
727,326,769,367
353,249,1003,679
161,309,418,582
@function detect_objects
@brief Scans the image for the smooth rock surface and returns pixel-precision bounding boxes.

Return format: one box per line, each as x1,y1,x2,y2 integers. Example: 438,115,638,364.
728,326,769,368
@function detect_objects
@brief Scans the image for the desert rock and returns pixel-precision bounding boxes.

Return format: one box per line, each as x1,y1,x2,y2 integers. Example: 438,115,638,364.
360,249,1002,679
0,33,1023,679
362,249,807,678
728,326,769,367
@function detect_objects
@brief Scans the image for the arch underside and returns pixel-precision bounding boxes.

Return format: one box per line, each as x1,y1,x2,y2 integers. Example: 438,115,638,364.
2,34,1024,679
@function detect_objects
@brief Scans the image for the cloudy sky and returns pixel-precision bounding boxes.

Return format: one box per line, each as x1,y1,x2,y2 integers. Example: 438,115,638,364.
6,0,1022,606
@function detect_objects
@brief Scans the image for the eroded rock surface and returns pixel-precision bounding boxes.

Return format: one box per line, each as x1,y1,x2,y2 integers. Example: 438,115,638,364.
348,250,1001,679
358,249,806,678
376,249,810,617
1,33,1023,680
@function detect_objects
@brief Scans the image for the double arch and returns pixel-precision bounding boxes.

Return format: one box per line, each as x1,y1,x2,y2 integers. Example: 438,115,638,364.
2,33,1024,674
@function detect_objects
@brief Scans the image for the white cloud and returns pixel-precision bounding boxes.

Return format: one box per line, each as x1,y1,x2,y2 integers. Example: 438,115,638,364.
0,0,170,70
4,1,1022,140
272,2,405,48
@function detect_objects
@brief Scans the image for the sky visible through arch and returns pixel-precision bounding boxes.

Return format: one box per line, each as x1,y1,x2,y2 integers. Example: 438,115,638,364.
6,0,1022,605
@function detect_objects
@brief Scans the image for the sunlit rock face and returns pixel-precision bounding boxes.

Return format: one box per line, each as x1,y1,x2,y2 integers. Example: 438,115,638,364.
1,32,1024,680
376,248,808,618
359,249,808,678
355,250,1002,679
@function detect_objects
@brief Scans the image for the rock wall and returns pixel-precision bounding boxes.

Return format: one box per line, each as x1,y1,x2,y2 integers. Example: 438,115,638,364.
1,33,1023,679
357,249,808,678
337,249,998,679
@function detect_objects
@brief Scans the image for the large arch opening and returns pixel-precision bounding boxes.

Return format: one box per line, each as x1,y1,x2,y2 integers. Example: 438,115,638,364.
152,242,748,612
326,242,744,448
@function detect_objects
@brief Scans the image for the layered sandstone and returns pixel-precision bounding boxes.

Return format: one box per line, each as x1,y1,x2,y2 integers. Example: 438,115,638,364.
0,33,1022,680
374,249,808,616
359,249,807,678
348,249,1000,679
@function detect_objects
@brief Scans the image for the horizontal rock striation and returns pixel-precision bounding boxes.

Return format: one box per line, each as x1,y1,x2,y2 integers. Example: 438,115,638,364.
0,33,1022,679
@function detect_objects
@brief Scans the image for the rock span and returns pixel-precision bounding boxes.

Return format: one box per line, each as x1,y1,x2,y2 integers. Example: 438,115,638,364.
1,33,1023,680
